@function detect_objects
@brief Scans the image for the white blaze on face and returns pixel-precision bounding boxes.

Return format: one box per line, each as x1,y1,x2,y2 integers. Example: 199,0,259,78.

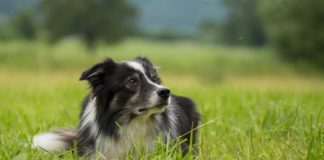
126,61,167,105
126,61,165,88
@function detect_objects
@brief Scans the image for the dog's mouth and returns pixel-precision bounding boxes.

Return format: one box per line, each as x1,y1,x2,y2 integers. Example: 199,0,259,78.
138,108,149,113
136,102,168,114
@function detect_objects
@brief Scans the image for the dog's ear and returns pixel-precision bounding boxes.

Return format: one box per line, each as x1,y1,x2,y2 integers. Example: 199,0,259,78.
134,56,153,66
134,56,160,71
79,64,104,81
79,58,116,81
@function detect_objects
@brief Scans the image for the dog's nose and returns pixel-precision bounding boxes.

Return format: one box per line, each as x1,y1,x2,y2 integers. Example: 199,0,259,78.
157,88,170,100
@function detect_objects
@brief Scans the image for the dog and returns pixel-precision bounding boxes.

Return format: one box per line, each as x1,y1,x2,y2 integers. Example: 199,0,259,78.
32,57,200,159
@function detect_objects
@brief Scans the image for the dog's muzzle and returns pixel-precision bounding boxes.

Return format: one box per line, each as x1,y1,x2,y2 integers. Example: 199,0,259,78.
135,88,170,114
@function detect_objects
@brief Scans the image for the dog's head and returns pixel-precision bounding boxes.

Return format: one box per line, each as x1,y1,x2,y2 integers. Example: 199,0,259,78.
80,57,170,118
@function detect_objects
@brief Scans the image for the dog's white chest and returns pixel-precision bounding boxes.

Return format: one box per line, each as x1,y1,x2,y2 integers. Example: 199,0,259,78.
97,119,157,159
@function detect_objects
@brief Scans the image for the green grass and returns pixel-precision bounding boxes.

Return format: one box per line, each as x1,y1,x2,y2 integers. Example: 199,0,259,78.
0,39,323,159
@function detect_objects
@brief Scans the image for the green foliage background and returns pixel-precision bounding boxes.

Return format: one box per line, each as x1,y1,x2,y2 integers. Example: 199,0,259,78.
260,0,324,67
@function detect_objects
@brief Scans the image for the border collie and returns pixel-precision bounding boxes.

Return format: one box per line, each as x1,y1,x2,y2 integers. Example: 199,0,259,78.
33,57,200,159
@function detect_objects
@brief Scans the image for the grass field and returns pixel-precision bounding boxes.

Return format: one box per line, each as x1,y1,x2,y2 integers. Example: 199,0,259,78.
0,39,323,159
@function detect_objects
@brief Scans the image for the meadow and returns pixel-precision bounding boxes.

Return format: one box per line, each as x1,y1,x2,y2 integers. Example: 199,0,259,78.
0,39,323,159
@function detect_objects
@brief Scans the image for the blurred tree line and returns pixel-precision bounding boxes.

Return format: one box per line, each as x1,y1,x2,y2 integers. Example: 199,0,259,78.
200,0,324,68
0,0,323,67
222,0,266,46
260,0,324,68
0,0,137,50
40,0,137,50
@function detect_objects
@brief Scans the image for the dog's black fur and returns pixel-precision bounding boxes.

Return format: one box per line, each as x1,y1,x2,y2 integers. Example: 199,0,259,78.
33,57,200,159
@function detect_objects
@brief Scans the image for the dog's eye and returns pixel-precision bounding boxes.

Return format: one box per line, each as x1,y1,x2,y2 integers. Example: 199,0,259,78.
127,79,138,87
152,76,159,83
